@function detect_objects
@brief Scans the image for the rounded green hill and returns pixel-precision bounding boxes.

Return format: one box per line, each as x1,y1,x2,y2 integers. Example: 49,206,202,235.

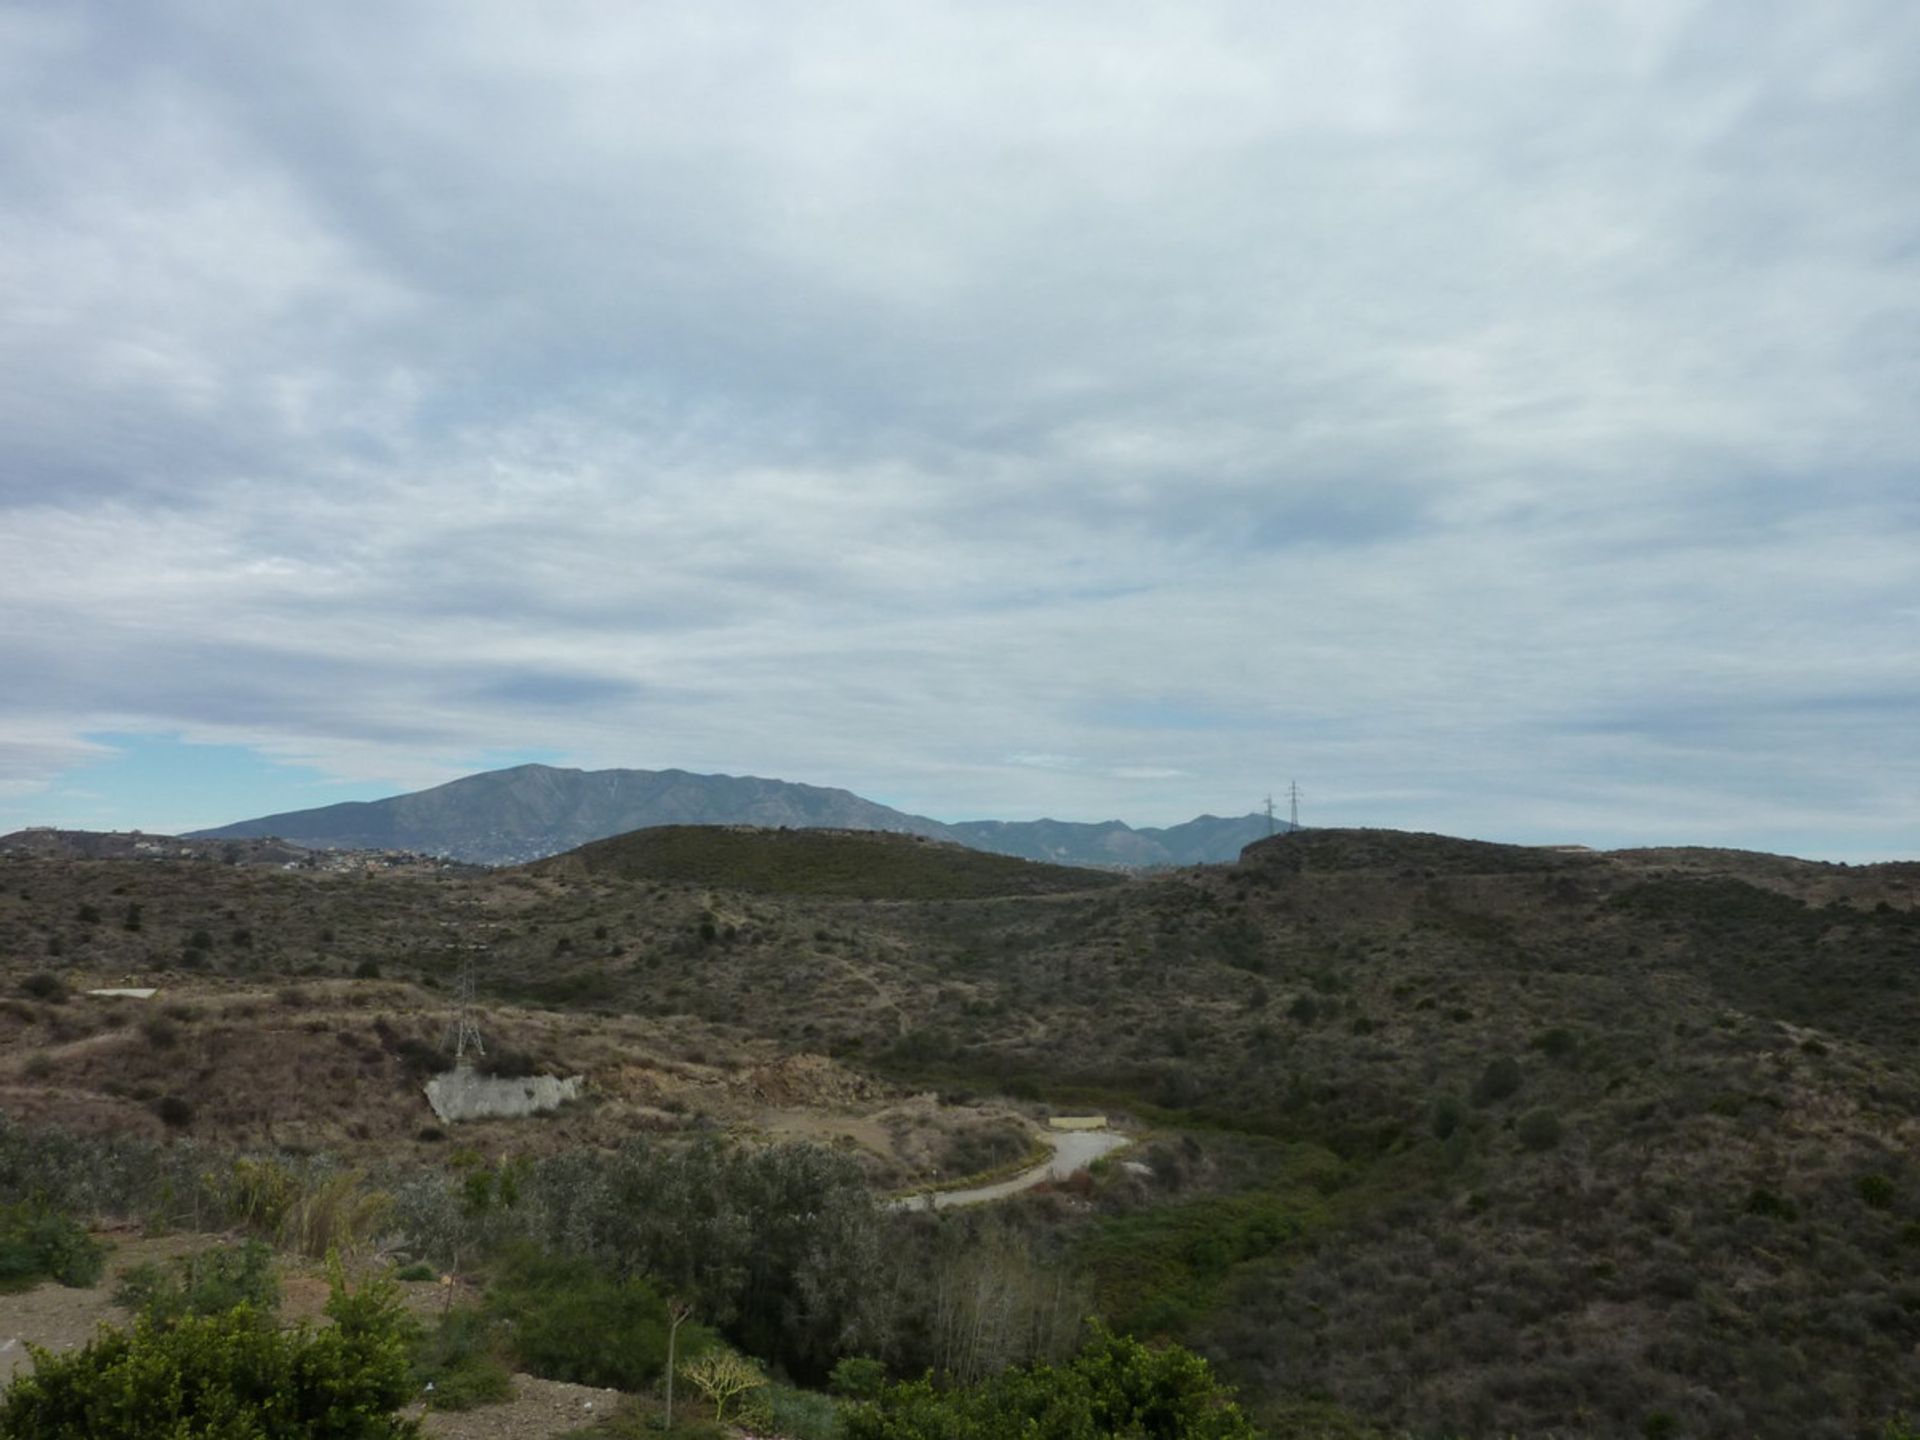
535,825,1127,900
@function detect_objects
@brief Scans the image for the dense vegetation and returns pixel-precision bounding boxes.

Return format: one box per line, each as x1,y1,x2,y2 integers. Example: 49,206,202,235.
845,1324,1257,1439
2,827,1919,1435
542,824,1125,899
0,1202,104,1292
0,1266,421,1439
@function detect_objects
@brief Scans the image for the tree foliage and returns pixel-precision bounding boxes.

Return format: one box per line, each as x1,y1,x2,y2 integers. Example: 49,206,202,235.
0,1265,421,1439
0,1203,104,1293
532,1136,882,1379
845,1323,1256,1440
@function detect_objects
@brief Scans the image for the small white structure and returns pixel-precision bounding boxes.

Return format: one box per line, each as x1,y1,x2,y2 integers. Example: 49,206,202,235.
424,1066,583,1123
85,988,158,1000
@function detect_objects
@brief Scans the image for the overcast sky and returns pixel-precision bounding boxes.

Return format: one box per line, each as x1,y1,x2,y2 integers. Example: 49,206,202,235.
3,1,1917,858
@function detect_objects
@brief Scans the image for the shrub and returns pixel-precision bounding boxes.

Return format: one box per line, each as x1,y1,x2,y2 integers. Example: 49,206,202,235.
1429,1095,1466,1141
1859,1174,1898,1210
831,1355,887,1400
748,1381,845,1440
412,1307,515,1411
487,1247,710,1391
0,1204,106,1292
0,1266,421,1438
140,1016,180,1050
1286,996,1319,1025
680,1348,766,1424
152,1095,193,1129
1517,1108,1562,1151
205,1159,391,1259
845,1323,1256,1440
1471,1056,1523,1106
1745,1187,1799,1221
354,959,383,980
19,973,66,1004
115,1239,279,1323
394,1262,437,1282
1531,1026,1579,1059
75,904,101,925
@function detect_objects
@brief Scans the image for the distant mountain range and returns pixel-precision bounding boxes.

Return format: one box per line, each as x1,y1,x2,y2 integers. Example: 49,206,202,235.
186,763,1285,868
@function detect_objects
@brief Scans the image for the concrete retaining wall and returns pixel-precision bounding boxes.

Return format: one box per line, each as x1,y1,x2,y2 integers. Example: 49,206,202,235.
425,1066,584,1123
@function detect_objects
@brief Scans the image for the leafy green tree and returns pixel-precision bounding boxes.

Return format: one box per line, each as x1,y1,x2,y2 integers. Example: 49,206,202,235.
534,1136,881,1379
0,1263,421,1438
484,1246,711,1391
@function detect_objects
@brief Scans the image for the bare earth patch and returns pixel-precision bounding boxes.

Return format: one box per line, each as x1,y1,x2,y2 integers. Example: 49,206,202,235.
0,1228,211,1385
412,1374,622,1440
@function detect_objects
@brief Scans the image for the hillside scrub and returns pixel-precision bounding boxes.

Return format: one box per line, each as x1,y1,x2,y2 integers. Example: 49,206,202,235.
543,825,1126,900
7,833,1920,1435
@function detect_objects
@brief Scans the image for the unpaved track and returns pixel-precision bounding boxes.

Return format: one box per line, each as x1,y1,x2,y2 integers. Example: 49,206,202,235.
887,1127,1129,1211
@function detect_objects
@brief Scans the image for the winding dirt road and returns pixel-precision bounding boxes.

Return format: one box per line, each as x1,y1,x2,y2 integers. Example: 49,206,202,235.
887,1126,1130,1211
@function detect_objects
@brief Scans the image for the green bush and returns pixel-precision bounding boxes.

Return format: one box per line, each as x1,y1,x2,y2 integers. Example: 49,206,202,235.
1859,1173,1898,1210
1530,1026,1579,1059
845,1323,1255,1440
0,1267,421,1438
1745,1187,1799,1221
748,1382,845,1440
0,1204,105,1293
393,1261,437,1282
1428,1095,1466,1141
114,1240,279,1324
153,1095,193,1130
1471,1056,1522,1106
19,973,67,1004
830,1355,887,1400
1516,1108,1562,1151
486,1246,711,1391
412,1307,515,1411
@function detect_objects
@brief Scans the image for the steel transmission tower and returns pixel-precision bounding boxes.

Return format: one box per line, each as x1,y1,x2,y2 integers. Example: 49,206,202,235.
1288,781,1302,832
449,953,485,1066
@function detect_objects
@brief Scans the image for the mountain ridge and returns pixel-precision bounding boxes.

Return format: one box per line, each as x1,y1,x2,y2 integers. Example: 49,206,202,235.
186,762,1280,868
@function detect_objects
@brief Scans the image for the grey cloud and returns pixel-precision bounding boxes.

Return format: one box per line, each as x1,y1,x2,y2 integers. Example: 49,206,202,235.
2,2,1917,857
